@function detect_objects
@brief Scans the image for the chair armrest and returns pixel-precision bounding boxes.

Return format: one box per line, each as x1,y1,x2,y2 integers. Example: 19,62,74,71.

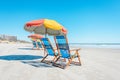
70,48,81,51
53,48,58,53
53,48,57,50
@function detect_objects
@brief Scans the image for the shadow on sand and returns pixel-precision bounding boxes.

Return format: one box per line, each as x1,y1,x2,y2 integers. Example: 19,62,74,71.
21,61,53,68
0,55,53,68
18,48,32,50
0,55,43,60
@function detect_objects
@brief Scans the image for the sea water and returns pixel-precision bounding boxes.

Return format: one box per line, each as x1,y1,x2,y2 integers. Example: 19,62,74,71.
69,43,120,49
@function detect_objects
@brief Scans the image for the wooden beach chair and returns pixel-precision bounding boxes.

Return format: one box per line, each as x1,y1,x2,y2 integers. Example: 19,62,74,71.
36,39,43,49
53,35,81,69
31,39,43,50
31,38,39,50
40,38,58,64
37,41,42,48
32,40,37,49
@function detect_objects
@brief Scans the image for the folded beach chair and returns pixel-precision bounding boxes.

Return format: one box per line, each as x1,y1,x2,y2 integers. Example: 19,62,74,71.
30,38,38,50
40,38,58,64
37,41,42,48
53,35,81,69
36,39,43,49
32,40,37,49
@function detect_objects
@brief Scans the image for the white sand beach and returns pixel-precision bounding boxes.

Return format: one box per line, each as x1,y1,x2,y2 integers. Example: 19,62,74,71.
0,43,120,80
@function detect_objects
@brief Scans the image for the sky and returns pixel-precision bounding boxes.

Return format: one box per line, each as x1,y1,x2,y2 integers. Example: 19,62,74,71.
0,0,120,43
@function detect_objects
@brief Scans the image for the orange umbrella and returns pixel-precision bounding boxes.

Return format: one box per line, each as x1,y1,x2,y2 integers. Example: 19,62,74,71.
28,34,44,39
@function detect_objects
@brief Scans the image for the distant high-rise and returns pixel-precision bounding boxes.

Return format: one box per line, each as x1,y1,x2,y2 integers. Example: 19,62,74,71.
0,34,17,41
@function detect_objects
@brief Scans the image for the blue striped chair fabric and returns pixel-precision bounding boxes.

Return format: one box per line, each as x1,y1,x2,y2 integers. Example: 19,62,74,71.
41,38,55,56
55,36,71,58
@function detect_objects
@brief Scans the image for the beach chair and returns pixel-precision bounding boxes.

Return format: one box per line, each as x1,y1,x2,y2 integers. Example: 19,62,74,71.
32,40,37,49
40,38,58,64
36,39,43,49
37,41,42,48
30,38,38,50
53,35,81,69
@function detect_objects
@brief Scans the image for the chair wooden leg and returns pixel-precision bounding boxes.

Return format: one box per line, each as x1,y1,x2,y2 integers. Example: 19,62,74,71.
54,56,60,63
52,56,57,62
41,54,48,62
63,58,66,62
77,55,81,65
44,49,46,56
65,59,72,69
76,50,81,65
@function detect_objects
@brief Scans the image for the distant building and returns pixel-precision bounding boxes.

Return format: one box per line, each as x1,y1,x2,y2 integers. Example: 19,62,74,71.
0,34,17,41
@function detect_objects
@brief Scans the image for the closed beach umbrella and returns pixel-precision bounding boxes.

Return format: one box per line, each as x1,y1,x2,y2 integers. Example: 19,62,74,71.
24,19,67,36
28,34,44,39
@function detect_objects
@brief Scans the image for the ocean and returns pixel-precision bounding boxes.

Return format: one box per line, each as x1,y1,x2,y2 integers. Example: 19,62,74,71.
69,43,120,48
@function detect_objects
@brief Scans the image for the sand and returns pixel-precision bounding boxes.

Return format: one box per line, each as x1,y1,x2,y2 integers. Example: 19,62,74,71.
0,43,120,80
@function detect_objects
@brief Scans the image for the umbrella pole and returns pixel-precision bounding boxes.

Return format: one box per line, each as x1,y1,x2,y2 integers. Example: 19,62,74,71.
45,34,47,38
43,28,47,56
45,28,47,38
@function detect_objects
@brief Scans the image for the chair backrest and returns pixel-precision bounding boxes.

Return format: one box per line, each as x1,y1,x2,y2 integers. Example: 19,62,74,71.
41,38,55,56
54,35,70,58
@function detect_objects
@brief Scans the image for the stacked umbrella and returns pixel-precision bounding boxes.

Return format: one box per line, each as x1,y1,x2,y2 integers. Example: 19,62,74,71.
28,34,44,39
